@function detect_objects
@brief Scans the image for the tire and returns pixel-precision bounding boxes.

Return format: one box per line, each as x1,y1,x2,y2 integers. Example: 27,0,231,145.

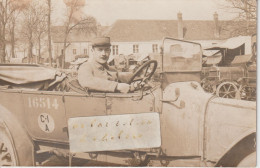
0,106,34,166
0,123,18,166
215,133,256,167
216,81,239,99
0,120,34,166
237,151,256,167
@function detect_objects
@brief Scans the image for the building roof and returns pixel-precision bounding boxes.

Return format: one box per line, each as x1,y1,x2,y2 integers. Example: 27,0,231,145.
106,19,235,42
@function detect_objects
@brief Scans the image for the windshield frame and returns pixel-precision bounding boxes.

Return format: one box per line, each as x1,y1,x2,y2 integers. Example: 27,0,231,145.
161,37,203,73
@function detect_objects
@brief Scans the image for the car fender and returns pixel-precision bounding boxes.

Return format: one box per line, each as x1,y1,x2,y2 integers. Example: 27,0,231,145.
0,105,35,166
204,98,256,164
215,130,256,166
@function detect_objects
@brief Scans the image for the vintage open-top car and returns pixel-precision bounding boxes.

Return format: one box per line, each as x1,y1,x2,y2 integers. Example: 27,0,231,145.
0,38,256,167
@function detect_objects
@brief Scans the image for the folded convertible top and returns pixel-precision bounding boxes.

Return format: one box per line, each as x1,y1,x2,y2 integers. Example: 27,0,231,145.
0,64,60,84
0,64,66,90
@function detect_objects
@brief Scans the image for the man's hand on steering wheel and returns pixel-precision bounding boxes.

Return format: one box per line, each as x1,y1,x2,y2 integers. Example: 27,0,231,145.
128,60,158,91
129,81,145,91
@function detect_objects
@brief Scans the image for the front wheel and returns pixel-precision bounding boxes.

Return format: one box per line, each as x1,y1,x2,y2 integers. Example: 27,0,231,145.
216,81,239,99
0,115,34,166
0,124,18,166
215,133,256,167
237,151,256,167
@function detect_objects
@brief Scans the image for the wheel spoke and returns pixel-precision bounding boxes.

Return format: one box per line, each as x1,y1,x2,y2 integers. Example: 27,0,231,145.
0,146,7,153
228,94,235,98
0,160,12,166
0,143,4,153
220,87,225,92
1,153,11,161
222,85,226,91
129,60,157,84
143,64,150,77
223,93,228,98
220,92,225,97
227,84,232,91
0,129,17,166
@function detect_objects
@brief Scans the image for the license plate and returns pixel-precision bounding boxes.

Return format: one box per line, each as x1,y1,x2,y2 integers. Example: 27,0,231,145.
68,112,161,153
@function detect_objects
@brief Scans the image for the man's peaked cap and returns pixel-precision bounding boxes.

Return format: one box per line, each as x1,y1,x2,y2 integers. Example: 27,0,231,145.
92,37,111,47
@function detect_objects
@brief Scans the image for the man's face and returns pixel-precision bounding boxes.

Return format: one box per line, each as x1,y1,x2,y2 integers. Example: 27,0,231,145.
92,46,111,64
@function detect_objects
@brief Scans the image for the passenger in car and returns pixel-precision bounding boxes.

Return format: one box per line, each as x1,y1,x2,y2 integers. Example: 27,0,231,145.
78,37,133,93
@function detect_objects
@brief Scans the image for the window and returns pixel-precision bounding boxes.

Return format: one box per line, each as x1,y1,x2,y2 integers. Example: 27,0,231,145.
112,45,118,55
133,44,139,53
73,49,76,55
84,49,87,54
152,44,158,53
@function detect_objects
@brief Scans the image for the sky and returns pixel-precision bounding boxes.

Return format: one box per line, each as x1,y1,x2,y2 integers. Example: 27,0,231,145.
52,0,238,26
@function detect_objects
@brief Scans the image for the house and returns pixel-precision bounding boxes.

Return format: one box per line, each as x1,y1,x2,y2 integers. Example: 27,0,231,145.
51,26,94,62
105,12,238,57
51,25,110,62
7,25,107,64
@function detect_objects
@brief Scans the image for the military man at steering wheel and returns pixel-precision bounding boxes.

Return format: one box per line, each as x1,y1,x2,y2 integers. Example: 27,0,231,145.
78,37,157,93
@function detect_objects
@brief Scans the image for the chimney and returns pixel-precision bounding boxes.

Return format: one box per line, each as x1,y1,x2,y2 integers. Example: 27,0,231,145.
214,12,220,38
177,12,184,39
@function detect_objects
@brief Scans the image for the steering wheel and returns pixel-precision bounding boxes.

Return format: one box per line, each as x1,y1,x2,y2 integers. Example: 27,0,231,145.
128,60,157,86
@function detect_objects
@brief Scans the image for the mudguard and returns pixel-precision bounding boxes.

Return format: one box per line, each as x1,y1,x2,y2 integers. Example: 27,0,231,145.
204,98,256,163
161,81,256,165
0,105,35,166
215,132,256,166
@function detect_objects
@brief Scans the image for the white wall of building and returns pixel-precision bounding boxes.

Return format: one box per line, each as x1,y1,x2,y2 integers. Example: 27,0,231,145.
53,42,92,62
111,40,228,57
111,41,161,56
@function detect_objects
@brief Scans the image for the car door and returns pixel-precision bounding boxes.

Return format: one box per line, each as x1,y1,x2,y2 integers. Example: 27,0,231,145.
22,90,69,143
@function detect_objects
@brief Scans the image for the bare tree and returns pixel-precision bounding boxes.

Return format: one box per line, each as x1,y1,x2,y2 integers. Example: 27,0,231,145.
0,0,29,63
6,4,22,59
21,0,47,64
60,0,97,68
47,0,52,66
35,10,47,64
221,0,256,36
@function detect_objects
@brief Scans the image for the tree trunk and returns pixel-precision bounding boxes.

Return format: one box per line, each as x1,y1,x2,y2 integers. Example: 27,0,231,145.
28,38,33,64
62,33,68,68
47,0,52,66
35,37,41,64
37,37,41,64
0,25,6,63
11,22,15,58
0,45,5,63
62,42,66,68
0,1,6,63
